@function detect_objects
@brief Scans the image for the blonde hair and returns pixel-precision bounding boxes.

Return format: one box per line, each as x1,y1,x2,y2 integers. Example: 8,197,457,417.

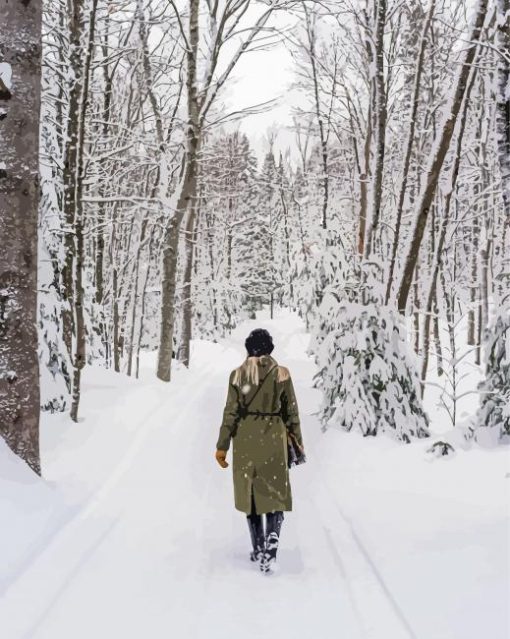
233,356,263,387
233,356,290,387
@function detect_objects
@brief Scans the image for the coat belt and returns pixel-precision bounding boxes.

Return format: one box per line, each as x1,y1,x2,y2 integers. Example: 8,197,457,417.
240,410,282,419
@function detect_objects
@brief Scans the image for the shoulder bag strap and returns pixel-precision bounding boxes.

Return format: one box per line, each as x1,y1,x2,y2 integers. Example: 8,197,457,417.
241,365,277,413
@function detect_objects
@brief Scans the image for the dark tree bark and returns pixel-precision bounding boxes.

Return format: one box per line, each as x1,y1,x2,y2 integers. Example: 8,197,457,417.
178,201,198,367
157,0,200,382
496,0,510,219
62,1,82,357
95,14,113,307
385,0,435,302
304,5,329,230
397,0,489,313
364,0,387,260
0,0,42,473
357,114,371,256
69,0,99,422
420,52,478,389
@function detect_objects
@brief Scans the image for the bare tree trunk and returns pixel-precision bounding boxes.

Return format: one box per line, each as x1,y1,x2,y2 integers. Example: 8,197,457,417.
95,15,113,306
480,238,491,338
127,214,149,377
385,0,435,302
476,298,483,365
496,0,510,219
157,0,200,382
0,0,42,473
62,3,82,357
413,273,421,355
112,262,120,373
442,271,458,427
70,0,99,422
357,159,369,255
420,57,477,387
157,147,200,382
225,194,233,280
364,0,387,259
467,213,479,346
280,181,293,302
397,0,489,313
433,301,443,376
127,170,159,376
136,228,156,379
70,212,86,422
117,216,137,365
304,4,329,230
178,198,198,367
357,112,371,256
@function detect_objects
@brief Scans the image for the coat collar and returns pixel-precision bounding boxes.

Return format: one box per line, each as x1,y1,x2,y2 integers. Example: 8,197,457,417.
256,355,277,371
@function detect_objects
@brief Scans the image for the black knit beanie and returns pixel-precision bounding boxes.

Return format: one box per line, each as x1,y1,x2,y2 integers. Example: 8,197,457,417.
245,329,274,357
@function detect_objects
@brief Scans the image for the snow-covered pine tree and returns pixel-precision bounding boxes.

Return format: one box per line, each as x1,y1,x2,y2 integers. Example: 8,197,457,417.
192,131,259,337
316,303,429,442
271,154,294,311
235,148,279,316
471,2,510,445
287,210,315,328
286,158,320,328
475,309,510,442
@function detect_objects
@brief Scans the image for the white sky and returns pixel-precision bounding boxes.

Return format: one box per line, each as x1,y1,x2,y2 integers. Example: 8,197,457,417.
220,10,303,163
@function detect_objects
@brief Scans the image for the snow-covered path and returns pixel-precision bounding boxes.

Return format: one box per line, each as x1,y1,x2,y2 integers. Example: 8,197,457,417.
0,314,418,639
1,313,507,639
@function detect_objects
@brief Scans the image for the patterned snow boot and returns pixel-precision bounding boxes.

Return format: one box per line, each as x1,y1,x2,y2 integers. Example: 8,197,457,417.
260,511,284,574
247,512,265,562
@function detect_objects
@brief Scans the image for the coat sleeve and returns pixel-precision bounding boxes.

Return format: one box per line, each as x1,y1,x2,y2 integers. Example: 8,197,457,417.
216,371,240,451
281,375,304,449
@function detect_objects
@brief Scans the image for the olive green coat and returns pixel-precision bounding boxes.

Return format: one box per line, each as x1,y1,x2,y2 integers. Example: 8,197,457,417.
216,356,303,515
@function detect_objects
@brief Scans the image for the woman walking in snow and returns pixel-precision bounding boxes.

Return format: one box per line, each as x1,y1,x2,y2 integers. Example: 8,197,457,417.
215,328,305,573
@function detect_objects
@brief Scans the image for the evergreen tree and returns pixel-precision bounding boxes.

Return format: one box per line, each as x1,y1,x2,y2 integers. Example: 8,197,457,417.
236,148,279,315
475,309,510,442
316,303,429,442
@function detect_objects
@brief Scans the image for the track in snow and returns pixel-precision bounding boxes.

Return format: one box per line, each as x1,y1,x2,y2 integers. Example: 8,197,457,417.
0,314,415,639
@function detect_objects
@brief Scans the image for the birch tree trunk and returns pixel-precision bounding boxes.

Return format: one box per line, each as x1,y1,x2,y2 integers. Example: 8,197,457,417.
0,0,42,473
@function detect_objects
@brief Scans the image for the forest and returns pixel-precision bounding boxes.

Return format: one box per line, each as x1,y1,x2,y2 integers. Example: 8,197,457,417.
1,0,509,474
3,0,507,474
1,0,509,636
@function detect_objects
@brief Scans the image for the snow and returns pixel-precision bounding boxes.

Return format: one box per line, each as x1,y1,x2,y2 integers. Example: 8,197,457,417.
0,312,508,638
0,62,12,91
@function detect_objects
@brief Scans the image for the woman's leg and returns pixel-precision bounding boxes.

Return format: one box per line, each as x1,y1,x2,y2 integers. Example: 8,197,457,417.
246,490,264,561
261,510,284,572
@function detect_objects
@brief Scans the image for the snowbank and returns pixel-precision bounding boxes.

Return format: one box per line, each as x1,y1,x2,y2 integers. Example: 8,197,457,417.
0,438,73,595
311,426,509,639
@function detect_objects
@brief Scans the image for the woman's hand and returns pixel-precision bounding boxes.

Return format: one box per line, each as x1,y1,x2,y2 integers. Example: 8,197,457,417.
215,449,229,468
